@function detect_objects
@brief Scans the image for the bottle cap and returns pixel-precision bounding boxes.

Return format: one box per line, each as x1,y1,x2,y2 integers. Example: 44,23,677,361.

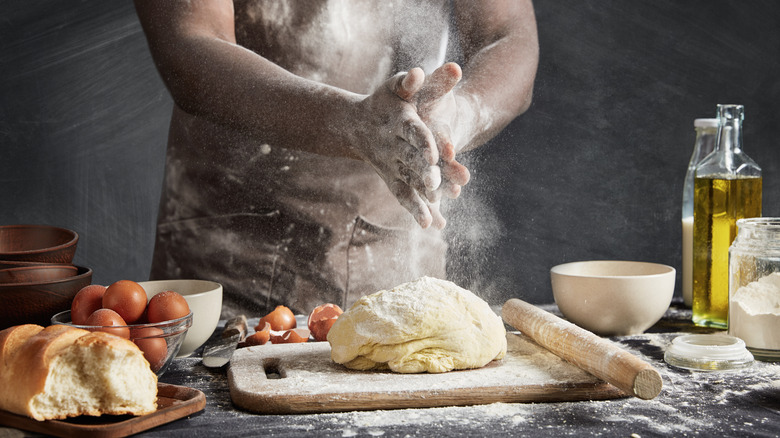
694,118,719,128
664,334,754,371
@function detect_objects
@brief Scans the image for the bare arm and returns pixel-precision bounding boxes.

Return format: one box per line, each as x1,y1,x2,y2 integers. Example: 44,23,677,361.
134,1,363,158
421,0,539,155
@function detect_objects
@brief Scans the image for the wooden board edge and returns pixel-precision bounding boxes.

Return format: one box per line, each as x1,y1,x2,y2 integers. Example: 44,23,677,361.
229,381,628,415
0,382,206,438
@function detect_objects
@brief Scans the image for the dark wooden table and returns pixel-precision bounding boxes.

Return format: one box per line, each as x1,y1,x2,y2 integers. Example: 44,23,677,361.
5,303,780,437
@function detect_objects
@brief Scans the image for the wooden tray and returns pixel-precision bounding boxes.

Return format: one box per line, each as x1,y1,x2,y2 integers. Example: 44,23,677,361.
0,383,205,438
228,332,627,414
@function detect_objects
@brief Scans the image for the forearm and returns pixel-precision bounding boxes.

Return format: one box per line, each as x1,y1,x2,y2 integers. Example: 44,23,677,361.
135,2,362,158
180,40,359,157
451,0,539,153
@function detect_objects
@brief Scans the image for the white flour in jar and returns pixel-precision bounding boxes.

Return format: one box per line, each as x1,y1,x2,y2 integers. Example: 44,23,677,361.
729,272,780,349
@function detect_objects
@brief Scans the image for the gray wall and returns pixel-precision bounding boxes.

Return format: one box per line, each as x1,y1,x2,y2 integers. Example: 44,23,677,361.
446,1,780,303
1,1,170,285
2,1,778,306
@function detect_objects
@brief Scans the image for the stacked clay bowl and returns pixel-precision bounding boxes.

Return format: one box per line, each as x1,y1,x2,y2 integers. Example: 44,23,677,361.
0,225,92,329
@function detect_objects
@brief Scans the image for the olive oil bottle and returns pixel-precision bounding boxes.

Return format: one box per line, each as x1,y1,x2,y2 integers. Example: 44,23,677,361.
692,104,762,328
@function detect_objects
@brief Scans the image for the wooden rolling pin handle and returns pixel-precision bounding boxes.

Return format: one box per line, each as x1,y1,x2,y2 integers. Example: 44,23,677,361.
502,298,662,400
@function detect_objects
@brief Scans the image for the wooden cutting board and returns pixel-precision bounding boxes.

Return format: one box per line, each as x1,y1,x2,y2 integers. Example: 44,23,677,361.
0,383,205,438
228,332,627,414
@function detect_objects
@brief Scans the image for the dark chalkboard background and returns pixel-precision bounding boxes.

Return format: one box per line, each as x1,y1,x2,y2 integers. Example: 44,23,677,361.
2,1,778,307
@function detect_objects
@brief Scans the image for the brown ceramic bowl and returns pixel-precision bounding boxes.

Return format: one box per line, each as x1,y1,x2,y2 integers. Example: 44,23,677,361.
0,264,79,284
0,260,62,270
0,265,92,330
0,225,79,264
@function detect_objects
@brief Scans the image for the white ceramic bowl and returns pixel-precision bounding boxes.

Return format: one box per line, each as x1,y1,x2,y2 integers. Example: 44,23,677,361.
550,261,675,336
138,280,222,357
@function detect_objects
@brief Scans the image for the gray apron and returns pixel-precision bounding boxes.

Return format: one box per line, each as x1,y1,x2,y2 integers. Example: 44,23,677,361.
150,0,451,317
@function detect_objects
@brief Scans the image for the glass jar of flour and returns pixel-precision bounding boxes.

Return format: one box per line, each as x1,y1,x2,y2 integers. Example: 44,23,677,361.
728,218,780,361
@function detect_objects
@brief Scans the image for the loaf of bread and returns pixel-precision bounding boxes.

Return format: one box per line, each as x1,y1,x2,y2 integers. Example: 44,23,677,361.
0,324,158,421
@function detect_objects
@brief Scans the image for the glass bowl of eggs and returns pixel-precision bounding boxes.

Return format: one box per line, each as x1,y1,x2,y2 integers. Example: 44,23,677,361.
51,280,193,377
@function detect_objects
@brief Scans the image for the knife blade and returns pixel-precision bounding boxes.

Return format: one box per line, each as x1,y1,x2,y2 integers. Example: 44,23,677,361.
202,314,248,368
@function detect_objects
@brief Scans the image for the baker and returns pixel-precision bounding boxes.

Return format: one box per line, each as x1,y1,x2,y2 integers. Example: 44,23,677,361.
134,0,539,317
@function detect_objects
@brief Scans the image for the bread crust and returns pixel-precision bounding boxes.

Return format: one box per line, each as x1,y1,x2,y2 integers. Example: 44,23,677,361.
0,324,158,420
0,324,44,369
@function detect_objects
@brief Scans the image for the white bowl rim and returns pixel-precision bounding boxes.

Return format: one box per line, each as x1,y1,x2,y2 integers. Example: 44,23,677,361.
551,260,675,279
137,279,222,299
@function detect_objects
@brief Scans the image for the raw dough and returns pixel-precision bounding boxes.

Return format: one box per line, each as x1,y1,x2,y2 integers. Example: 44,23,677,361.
327,276,507,373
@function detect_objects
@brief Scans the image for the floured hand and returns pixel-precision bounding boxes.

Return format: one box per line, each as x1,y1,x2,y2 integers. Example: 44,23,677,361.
349,63,476,230
407,62,471,200
349,68,447,229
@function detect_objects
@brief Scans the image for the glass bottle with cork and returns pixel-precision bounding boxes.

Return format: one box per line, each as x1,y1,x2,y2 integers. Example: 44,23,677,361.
692,104,762,328
682,118,719,307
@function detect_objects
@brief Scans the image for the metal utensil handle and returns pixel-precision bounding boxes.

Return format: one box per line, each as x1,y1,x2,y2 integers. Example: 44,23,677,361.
222,315,248,340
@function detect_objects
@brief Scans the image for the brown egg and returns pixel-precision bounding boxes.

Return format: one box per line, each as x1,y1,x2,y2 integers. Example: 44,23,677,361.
146,290,190,323
243,331,270,347
70,284,107,325
307,303,343,342
312,317,339,342
270,328,310,344
132,327,168,372
103,280,148,324
85,308,130,339
257,305,296,332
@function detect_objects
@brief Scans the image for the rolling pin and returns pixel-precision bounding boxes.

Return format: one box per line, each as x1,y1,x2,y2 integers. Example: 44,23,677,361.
502,298,662,400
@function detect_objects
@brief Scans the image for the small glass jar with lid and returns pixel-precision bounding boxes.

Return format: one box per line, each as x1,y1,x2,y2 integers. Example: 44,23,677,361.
728,217,780,361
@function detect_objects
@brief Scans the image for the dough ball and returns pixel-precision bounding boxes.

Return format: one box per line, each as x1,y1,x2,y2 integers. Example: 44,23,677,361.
327,276,506,373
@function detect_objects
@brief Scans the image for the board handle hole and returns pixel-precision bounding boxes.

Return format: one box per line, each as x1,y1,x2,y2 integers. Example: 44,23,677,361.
263,358,285,379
